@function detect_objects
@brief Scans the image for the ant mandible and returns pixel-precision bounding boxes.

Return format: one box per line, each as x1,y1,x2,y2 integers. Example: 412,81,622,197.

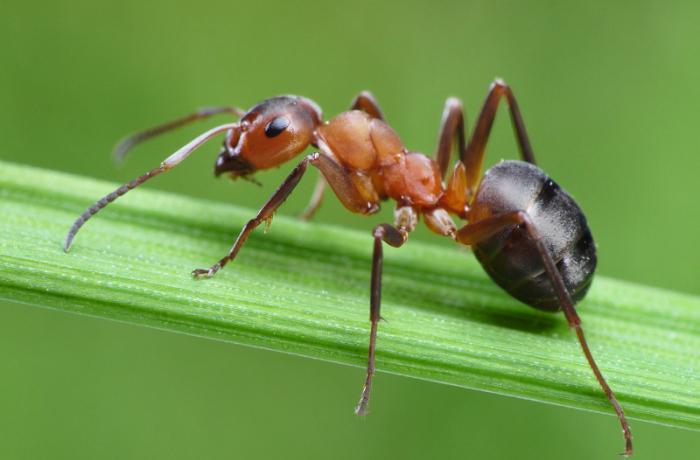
64,79,632,456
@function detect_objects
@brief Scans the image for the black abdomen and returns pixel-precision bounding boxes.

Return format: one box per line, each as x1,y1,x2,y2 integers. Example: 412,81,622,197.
470,160,596,311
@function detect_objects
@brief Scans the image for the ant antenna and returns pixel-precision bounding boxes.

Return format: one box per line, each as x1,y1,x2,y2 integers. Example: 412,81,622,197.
64,122,239,251
113,106,244,163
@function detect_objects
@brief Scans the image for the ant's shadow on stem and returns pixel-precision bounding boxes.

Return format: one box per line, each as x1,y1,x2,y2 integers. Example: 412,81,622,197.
466,307,560,334
382,273,561,335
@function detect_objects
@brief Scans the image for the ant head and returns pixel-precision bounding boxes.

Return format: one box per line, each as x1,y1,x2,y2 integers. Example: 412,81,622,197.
215,96,322,178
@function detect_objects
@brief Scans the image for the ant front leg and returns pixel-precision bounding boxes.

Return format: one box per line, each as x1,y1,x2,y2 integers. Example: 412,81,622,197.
355,206,415,416
193,154,316,278
463,79,537,195
298,174,326,221
455,212,633,456
299,91,385,221
195,153,378,278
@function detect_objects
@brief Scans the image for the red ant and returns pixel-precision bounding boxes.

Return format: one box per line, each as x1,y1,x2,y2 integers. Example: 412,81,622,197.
64,79,632,456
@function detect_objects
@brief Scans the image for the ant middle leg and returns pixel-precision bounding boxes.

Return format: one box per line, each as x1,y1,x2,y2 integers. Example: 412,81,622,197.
433,98,471,213
350,91,385,120
194,153,379,278
299,91,386,221
435,97,467,177
463,79,537,194
355,206,416,416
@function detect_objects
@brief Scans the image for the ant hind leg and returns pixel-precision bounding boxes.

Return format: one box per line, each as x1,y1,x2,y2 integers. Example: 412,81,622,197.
463,79,537,194
455,211,632,456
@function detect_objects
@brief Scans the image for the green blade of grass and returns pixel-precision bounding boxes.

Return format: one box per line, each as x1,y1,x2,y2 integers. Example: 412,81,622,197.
0,160,698,431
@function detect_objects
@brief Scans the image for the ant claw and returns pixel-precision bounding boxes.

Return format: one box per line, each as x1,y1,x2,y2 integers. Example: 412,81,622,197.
298,210,314,221
192,264,220,279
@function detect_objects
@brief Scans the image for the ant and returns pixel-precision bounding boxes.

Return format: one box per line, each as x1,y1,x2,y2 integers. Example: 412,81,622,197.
64,79,632,456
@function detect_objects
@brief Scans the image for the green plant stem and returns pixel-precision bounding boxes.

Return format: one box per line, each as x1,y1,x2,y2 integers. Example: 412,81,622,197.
0,160,698,430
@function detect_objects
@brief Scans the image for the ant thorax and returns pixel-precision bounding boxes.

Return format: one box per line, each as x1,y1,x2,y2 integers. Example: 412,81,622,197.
316,110,443,210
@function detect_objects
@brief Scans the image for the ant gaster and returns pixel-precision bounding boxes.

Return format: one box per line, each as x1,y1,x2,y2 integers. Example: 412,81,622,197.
64,80,632,456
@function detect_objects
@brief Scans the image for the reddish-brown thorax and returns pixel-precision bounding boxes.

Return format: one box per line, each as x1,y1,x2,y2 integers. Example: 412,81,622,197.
317,109,471,227
317,110,445,208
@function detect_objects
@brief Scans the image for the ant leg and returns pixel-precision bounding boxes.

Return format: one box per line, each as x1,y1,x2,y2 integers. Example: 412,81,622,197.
114,106,245,162
433,98,470,215
456,212,633,456
356,206,415,415
298,174,326,221
298,90,385,220
519,214,633,457
350,91,384,120
64,123,239,251
193,154,317,278
464,79,536,194
194,153,379,278
434,97,467,177
298,91,385,221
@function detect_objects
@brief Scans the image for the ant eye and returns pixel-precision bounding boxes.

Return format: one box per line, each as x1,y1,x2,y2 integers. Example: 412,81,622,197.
264,117,290,138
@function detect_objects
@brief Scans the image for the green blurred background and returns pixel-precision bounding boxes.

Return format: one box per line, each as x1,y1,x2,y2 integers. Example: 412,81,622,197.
1,1,698,458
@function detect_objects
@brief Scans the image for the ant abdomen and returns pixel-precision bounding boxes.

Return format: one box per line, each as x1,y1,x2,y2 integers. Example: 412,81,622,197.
470,160,597,311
